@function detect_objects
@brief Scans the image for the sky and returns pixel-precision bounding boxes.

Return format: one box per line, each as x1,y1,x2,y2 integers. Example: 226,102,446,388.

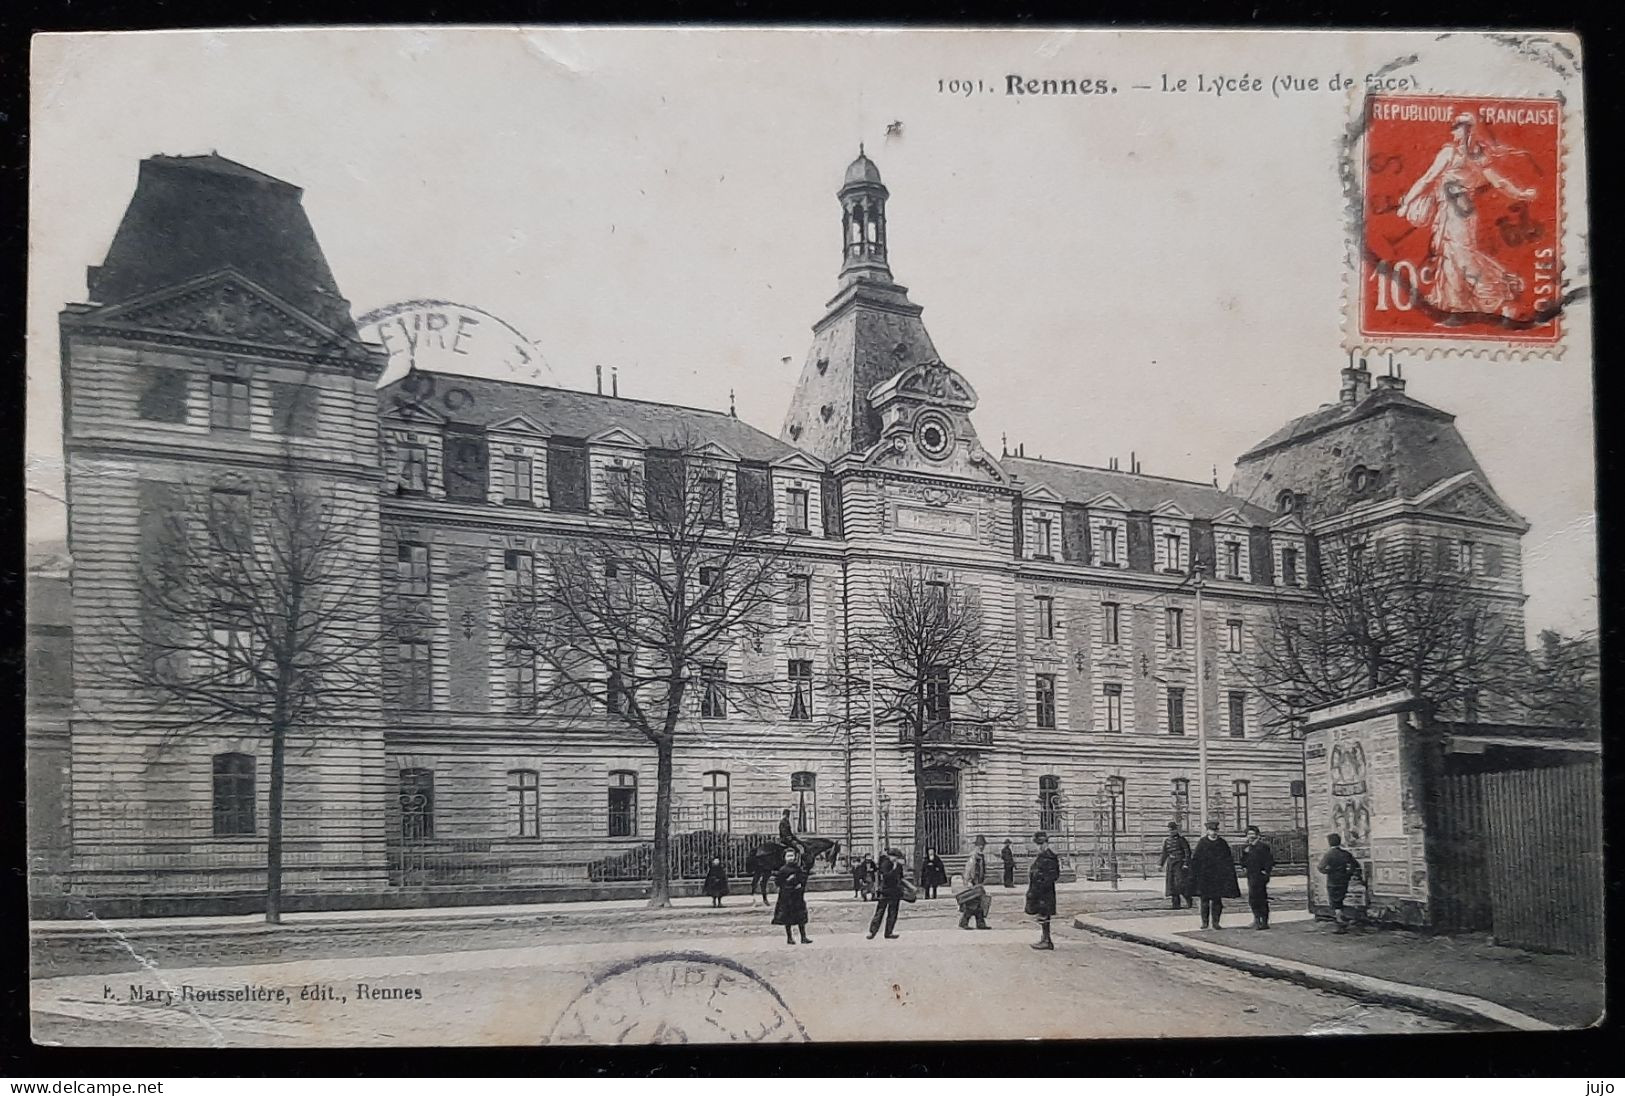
27,28,1596,637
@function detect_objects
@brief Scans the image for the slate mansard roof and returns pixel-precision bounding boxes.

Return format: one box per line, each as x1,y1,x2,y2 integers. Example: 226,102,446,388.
378,373,808,465
1004,455,1276,524
86,154,358,335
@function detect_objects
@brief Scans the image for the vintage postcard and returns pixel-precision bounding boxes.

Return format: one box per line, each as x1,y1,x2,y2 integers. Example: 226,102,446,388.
25,28,1600,1047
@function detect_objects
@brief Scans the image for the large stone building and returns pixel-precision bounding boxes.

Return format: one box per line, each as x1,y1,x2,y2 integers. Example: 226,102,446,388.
47,150,1531,906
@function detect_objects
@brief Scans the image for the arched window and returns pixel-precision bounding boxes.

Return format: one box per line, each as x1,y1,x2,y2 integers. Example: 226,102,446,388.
399,768,434,840
211,752,255,836
703,770,731,833
507,769,539,839
1038,775,1062,830
608,771,638,837
791,771,817,832
1276,489,1297,514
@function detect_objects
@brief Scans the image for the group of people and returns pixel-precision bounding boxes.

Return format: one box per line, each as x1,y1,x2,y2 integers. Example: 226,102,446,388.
1159,821,1367,932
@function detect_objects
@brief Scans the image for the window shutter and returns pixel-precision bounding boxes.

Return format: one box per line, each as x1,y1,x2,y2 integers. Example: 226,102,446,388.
1062,503,1091,563
547,439,589,514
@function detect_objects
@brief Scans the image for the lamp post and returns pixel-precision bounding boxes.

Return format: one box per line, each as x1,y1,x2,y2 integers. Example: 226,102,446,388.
868,648,880,858
1106,775,1125,891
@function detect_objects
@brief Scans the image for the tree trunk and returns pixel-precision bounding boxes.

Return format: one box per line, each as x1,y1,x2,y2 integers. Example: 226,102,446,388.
649,735,674,908
265,721,287,924
911,733,927,884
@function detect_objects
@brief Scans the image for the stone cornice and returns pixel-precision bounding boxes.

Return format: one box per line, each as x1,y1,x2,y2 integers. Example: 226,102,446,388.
64,439,385,484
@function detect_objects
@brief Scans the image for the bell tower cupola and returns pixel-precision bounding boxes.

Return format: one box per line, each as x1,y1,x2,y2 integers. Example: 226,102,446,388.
839,145,892,287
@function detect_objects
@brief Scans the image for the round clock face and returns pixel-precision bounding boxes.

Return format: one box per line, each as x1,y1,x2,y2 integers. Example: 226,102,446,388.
916,414,953,459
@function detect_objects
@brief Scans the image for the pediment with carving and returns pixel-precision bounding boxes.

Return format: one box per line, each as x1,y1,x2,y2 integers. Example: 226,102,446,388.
95,271,347,352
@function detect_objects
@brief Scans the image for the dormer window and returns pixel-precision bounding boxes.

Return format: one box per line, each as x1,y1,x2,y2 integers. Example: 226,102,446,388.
1225,541,1243,580
1348,465,1377,495
1034,516,1055,559
1101,525,1120,566
1162,532,1182,573
1276,489,1298,514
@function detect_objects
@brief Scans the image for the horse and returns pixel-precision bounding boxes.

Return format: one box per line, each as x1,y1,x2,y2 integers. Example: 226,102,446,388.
745,837,841,905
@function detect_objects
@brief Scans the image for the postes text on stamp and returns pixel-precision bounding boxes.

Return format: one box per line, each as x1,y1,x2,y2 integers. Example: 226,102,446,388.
1359,95,1562,349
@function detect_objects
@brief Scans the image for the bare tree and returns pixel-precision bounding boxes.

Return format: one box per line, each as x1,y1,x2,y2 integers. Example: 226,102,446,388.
1245,536,1525,733
1521,628,1601,732
840,566,1019,874
113,465,382,924
497,440,796,907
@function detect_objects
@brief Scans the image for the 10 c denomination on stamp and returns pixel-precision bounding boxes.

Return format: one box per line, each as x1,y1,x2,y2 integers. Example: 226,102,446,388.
1358,94,1562,351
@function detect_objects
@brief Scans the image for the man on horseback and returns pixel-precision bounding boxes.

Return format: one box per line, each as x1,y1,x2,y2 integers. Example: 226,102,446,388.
778,808,806,862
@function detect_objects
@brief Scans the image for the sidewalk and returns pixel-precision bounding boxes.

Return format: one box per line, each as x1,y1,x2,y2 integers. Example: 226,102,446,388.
1075,907,1602,1031
31,877,1171,940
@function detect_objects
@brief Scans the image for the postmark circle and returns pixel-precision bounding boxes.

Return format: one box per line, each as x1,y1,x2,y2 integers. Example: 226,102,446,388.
546,951,808,1045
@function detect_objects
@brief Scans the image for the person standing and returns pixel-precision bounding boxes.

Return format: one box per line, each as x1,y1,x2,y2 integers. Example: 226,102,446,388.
1318,833,1364,933
850,855,866,899
771,849,811,945
1239,825,1274,929
1025,831,1061,951
867,848,904,940
1000,839,1016,888
778,808,803,860
958,836,992,930
859,853,877,901
921,848,947,899
1189,820,1240,929
702,856,730,908
1159,821,1193,910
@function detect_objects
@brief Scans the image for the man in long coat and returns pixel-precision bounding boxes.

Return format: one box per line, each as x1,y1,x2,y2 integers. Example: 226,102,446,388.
1000,839,1016,888
1239,825,1275,929
867,850,904,940
1159,822,1193,910
771,849,811,945
1025,831,1061,950
1189,820,1241,929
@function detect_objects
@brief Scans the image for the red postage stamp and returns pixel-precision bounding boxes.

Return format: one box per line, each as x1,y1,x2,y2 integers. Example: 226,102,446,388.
1359,94,1562,347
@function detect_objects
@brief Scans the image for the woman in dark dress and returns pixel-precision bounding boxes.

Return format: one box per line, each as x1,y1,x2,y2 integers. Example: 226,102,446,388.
1159,822,1193,910
702,856,730,908
771,850,812,944
921,848,948,899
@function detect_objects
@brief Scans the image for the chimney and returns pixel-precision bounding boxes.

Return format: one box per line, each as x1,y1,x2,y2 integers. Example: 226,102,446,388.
595,364,603,395
1339,357,1372,405
1375,358,1406,392
611,366,620,397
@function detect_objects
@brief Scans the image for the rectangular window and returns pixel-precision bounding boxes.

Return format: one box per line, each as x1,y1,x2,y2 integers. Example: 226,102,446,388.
1163,533,1182,572
508,455,534,505
1291,779,1306,831
788,659,813,721
397,638,431,708
507,769,540,838
924,580,950,627
925,664,951,726
608,772,638,837
1282,547,1300,586
444,434,489,502
787,488,810,533
1172,778,1191,830
210,376,250,432
1483,543,1505,578
398,444,429,494
700,662,728,719
699,477,724,525
546,440,589,513
697,566,723,616
1228,691,1248,738
1458,539,1476,573
208,488,251,555
600,465,633,514
506,647,537,713
139,368,190,423
1167,686,1186,736
211,753,256,836
209,609,255,686
1166,607,1184,649
1227,619,1243,653
1233,779,1251,831
1103,602,1121,645
1104,683,1123,733
1226,541,1242,580
788,575,811,623
1102,525,1120,565
397,542,430,596
269,381,320,437
503,550,535,599
1035,596,1056,639
703,770,731,832
1035,673,1056,728
1034,517,1055,559
792,771,817,832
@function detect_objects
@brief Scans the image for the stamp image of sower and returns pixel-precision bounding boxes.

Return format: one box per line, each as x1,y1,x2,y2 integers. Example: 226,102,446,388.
1356,94,1563,347
545,952,809,1045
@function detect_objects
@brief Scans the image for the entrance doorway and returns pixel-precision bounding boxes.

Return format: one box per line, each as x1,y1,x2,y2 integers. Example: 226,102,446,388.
920,766,961,853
